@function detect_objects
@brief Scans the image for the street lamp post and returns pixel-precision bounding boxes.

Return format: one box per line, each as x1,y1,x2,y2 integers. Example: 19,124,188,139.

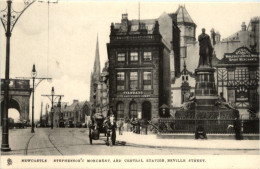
54,98,68,128
17,64,52,133
42,87,64,129
31,64,37,133
1,0,36,152
57,96,61,128
51,87,54,129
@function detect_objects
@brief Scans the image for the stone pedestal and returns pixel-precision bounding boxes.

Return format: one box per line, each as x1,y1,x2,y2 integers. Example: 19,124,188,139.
195,66,218,109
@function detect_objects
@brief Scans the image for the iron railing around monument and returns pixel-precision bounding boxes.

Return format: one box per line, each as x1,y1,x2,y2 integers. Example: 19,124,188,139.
158,118,259,134
242,119,259,134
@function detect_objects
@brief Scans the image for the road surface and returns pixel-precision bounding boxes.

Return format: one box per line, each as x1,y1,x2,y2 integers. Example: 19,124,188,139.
1,128,258,155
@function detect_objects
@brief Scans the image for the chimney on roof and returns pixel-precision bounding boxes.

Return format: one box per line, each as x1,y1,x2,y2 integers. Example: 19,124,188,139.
215,31,221,44
210,28,216,45
73,100,79,104
153,21,160,34
122,13,128,20
121,13,129,32
169,41,175,83
241,22,247,31
110,22,115,35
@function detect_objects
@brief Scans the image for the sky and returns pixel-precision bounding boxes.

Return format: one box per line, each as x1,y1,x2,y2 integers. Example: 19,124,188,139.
1,0,259,121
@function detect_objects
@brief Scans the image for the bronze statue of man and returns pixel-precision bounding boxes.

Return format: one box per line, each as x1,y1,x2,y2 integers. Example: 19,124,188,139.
198,28,213,67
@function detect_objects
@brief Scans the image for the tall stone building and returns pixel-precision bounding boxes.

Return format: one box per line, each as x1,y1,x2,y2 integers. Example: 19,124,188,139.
175,5,197,71
158,12,181,80
89,36,101,112
107,13,173,120
96,61,109,117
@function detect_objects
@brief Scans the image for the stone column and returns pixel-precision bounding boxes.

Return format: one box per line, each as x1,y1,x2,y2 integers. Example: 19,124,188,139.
195,67,218,109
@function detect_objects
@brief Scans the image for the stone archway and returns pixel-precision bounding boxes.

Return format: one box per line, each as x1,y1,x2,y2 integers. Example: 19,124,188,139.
1,98,20,111
1,79,31,124
1,99,21,124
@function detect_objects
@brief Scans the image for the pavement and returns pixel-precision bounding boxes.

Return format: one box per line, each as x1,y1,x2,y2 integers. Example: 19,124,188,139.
117,131,260,150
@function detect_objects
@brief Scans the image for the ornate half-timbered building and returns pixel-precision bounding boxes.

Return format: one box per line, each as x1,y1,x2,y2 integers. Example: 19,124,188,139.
216,47,259,118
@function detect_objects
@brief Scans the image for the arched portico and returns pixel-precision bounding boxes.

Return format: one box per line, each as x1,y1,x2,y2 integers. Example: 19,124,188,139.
1,79,31,124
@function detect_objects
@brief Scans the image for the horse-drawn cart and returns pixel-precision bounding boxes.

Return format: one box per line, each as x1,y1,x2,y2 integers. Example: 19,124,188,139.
89,113,117,146
89,113,107,144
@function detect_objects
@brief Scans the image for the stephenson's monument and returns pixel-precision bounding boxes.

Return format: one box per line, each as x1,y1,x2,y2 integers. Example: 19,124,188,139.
195,28,218,109
176,28,236,120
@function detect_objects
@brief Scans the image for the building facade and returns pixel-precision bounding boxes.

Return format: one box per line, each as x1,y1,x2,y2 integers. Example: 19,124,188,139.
158,12,181,78
96,61,109,117
61,100,91,126
175,5,197,71
216,47,259,118
107,14,172,120
171,62,195,114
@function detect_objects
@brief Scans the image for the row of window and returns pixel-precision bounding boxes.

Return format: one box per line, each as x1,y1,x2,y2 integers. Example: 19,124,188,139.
117,51,152,62
227,68,259,80
117,102,137,119
117,71,152,90
116,101,151,119
63,112,84,119
64,112,74,118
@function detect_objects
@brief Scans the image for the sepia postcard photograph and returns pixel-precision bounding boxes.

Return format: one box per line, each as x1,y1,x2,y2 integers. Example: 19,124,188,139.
0,0,259,168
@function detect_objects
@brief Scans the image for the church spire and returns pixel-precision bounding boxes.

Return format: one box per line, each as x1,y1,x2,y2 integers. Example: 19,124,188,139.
93,35,101,81
90,35,101,104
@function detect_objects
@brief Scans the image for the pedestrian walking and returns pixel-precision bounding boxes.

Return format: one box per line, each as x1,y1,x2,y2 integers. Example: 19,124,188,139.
118,119,124,135
135,118,140,134
111,117,117,145
129,117,133,132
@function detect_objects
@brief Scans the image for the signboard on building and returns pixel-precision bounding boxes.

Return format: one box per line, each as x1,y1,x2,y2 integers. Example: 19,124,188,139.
221,47,259,64
118,91,151,98
235,85,249,102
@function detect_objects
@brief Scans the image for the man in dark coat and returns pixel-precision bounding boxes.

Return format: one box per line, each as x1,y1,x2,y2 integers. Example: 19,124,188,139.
110,115,117,145
105,115,117,145
234,117,242,140
195,125,207,139
88,118,94,144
